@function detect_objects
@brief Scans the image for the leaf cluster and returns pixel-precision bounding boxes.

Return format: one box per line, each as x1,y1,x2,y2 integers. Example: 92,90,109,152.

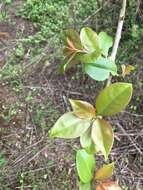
50,83,132,161
49,26,133,190
60,28,117,81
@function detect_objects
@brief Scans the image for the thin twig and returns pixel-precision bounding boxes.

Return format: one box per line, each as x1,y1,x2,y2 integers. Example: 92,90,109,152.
83,0,110,24
121,111,143,117
106,0,127,86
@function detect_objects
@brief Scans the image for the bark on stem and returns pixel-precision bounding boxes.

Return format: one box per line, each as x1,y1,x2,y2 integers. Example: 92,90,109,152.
106,0,127,86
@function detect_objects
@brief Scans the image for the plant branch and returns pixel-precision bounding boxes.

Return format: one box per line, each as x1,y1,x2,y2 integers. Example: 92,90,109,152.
106,0,127,86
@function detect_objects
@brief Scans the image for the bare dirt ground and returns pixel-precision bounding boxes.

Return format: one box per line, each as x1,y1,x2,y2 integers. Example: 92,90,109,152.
0,1,143,190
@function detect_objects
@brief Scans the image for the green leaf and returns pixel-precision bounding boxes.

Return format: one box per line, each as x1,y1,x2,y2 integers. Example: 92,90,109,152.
76,149,95,183
84,57,117,81
63,29,83,49
0,154,6,167
79,181,91,190
69,99,96,119
98,32,113,57
80,128,97,154
79,51,101,63
49,112,91,139
91,119,114,160
6,0,12,4
80,27,100,54
58,52,78,74
95,162,114,181
96,83,133,116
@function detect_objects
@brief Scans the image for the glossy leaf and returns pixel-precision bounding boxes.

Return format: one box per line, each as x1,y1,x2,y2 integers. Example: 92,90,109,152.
98,32,113,57
49,112,91,139
79,51,101,63
63,29,83,50
76,149,95,183
91,119,114,160
96,83,133,116
96,181,122,190
79,182,91,190
84,57,117,81
80,127,97,154
80,27,100,54
95,162,114,181
69,99,96,119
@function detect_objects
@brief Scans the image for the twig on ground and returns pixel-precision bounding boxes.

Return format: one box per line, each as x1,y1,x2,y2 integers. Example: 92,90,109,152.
117,122,143,155
62,95,71,111
27,145,49,164
121,111,143,117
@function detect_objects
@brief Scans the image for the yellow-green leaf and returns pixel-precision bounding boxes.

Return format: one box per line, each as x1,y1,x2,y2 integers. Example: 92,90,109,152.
96,83,133,116
79,182,91,190
69,99,96,119
95,162,114,181
80,128,97,154
49,112,91,139
80,27,100,54
76,149,95,183
98,32,113,57
91,119,114,160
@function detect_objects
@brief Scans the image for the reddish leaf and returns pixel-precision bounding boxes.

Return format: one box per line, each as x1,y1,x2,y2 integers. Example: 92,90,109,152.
67,37,77,50
96,181,122,190
63,29,83,50
96,184,105,190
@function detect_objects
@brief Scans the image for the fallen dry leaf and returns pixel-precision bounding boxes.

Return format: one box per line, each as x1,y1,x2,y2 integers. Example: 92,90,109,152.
0,32,10,38
121,64,134,77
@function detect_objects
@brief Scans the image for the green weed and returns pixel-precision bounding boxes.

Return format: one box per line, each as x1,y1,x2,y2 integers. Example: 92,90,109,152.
0,154,6,167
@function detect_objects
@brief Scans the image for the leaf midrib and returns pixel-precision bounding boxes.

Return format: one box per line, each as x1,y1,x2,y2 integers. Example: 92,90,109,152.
86,62,116,72
97,86,130,115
